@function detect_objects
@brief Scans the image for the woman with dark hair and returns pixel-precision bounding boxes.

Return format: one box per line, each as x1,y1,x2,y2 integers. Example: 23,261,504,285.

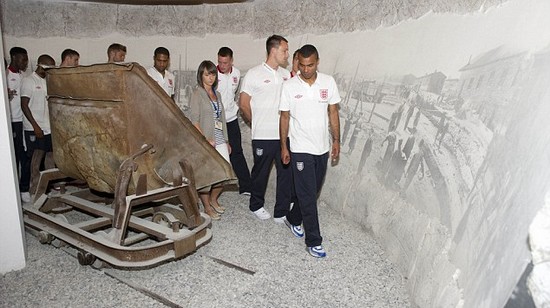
189,60,231,220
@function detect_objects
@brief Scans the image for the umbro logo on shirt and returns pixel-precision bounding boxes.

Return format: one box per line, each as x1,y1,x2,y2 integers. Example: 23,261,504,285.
263,79,271,83
294,94,303,99
36,86,42,89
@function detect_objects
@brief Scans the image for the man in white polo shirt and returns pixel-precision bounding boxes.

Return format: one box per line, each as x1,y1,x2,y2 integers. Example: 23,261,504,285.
20,54,56,198
217,47,252,195
7,47,29,202
279,44,341,258
239,35,292,221
147,47,175,100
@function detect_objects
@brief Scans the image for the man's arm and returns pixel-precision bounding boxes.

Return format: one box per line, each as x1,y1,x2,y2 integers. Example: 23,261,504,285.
239,92,252,124
279,110,291,165
328,104,340,163
21,97,43,138
234,73,242,104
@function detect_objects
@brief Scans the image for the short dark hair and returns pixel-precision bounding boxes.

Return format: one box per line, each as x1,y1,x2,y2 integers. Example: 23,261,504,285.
218,47,233,58
154,47,170,58
266,35,287,55
299,44,319,59
10,47,27,58
37,54,55,66
196,60,218,90
293,49,299,59
61,49,79,61
107,43,126,55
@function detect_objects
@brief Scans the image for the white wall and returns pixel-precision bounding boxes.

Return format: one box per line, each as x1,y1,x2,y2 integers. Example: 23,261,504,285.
0,24,27,274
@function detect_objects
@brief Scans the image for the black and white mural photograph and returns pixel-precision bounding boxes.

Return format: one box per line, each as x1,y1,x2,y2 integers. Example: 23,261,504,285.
1,0,550,307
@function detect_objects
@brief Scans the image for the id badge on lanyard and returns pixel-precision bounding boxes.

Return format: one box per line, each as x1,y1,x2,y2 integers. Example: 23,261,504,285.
210,96,223,130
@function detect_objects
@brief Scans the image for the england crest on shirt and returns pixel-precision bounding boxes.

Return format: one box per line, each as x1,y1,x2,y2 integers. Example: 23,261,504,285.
233,76,238,84
256,148,264,156
296,161,304,171
320,89,328,100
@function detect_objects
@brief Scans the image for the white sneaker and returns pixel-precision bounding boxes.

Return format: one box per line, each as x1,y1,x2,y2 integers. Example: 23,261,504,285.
21,192,31,203
273,216,286,224
252,207,271,220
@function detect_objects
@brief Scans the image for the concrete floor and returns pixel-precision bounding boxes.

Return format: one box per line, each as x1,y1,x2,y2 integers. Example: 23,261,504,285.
0,189,411,307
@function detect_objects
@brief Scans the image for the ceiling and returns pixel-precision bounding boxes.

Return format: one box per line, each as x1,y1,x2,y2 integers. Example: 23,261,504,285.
70,0,249,4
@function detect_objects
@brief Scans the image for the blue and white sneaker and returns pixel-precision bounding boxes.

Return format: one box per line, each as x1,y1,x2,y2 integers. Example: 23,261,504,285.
308,245,327,258
284,218,304,238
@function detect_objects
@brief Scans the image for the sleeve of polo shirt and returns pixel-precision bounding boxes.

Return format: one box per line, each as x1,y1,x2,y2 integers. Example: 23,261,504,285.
240,70,254,96
20,76,33,99
328,76,342,105
7,73,19,91
279,83,290,111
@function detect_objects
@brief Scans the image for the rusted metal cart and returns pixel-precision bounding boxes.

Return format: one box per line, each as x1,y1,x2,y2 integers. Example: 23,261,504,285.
23,63,236,268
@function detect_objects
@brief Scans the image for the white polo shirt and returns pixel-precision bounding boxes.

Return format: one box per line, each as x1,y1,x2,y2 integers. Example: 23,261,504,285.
147,67,175,97
7,67,23,122
217,66,240,122
279,72,341,155
21,72,50,134
240,62,290,140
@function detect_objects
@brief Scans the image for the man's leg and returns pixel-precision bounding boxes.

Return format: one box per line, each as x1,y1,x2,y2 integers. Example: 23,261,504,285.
12,122,25,180
274,139,292,219
227,119,252,194
29,149,45,195
19,130,37,203
249,140,275,212
29,134,54,195
285,195,302,226
291,152,323,247
314,153,329,196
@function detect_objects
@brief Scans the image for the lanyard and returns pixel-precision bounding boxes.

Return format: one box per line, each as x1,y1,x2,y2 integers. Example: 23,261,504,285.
205,88,221,119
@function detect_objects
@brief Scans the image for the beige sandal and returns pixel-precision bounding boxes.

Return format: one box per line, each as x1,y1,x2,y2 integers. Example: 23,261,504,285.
206,210,221,220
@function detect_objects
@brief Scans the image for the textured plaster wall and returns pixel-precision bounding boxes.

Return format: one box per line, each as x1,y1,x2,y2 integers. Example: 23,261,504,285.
1,0,505,39
4,0,550,307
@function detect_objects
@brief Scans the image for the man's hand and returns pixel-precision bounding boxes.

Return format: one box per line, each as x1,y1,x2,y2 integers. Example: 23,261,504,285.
279,111,291,165
239,92,252,124
8,89,16,101
281,147,291,165
33,124,44,139
331,140,340,165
